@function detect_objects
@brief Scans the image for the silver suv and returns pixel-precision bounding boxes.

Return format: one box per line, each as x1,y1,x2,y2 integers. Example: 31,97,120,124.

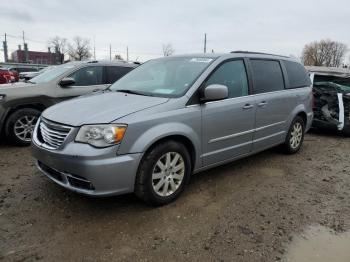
32,52,313,205
0,61,137,145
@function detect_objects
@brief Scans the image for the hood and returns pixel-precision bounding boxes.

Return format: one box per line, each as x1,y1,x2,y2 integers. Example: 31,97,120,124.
42,92,169,126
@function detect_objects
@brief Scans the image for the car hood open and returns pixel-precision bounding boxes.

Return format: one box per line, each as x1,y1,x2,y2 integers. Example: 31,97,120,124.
42,91,169,126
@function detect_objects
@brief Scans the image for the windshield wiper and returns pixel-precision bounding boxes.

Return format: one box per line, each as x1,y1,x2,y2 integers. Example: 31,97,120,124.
115,89,152,96
26,80,36,84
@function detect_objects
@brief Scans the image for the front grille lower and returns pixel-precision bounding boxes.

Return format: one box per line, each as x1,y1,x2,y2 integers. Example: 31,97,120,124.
38,119,71,149
38,161,95,191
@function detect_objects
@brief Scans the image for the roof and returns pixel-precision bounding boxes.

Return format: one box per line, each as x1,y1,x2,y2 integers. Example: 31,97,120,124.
170,52,296,62
306,66,350,77
64,60,139,67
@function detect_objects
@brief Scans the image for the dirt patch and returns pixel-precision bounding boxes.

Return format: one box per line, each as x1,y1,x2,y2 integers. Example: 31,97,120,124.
1,132,350,261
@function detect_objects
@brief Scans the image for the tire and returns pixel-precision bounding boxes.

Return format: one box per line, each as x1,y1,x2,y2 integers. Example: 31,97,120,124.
5,108,41,146
135,140,192,206
282,116,305,154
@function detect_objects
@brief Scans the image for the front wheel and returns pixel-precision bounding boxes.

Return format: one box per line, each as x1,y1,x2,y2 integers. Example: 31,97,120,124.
135,141,191,206
5,108,41,146
282,116,305,154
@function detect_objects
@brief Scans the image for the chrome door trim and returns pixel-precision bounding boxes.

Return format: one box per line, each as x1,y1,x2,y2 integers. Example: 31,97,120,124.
208,129,255,144
255,121,285,132
208,121,285,144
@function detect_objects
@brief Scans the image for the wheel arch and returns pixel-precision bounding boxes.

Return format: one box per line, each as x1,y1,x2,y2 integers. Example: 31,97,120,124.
3,104,45,135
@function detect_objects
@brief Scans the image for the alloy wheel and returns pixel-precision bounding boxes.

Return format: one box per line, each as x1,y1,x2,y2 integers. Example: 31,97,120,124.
290,121,303,149
14,115,38,142
152,152,185,197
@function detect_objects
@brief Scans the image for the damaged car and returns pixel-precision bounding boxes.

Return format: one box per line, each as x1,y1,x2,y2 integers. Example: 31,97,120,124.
307,66,350,135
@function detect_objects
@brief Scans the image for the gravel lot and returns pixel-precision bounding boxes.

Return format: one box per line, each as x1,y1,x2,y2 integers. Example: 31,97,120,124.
1,132,350,262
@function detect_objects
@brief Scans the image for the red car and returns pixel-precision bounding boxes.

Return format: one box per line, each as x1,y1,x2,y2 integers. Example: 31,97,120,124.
0,68,15,84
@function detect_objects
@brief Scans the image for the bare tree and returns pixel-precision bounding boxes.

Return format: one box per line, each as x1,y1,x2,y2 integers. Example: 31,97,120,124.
114,54,124,60
48,36,67,54
68,36,92,61
162,43,174,57
302,39,348,67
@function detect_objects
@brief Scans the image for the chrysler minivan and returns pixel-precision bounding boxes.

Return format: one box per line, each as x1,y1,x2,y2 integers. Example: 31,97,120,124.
32,52,313,205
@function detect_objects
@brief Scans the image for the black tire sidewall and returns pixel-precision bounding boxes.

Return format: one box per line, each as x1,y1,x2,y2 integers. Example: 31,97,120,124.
285,116,305,154
5,108,41,146
136,141,191,206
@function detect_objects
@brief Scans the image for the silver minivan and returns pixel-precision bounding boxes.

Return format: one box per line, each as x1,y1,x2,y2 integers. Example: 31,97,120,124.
32,52,313,205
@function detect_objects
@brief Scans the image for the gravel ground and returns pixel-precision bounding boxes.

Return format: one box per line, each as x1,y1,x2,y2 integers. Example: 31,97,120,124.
0,132,350,262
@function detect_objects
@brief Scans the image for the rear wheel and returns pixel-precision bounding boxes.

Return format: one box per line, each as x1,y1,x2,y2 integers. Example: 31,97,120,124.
283,116,305,154
135,141,191,206
5,108,40,146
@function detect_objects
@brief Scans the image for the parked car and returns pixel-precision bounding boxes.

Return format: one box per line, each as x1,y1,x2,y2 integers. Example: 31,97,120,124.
7,66,40,82
307,66,350,135
31,52,313,206
19,66,53,81
0,68,15,84
0,60,138,146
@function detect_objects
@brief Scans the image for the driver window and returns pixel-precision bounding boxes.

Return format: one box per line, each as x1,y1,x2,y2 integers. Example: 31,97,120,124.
68,66,103,86
206,60,248,98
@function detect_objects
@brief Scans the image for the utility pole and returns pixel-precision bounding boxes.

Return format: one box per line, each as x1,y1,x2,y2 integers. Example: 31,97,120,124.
109,44,111,61
126,46,129,62
93,36,96,60
204,33,207,53
3,33,8,62
22,31,29,63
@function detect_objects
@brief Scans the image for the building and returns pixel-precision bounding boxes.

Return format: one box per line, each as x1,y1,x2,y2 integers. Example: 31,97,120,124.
11,47,64,65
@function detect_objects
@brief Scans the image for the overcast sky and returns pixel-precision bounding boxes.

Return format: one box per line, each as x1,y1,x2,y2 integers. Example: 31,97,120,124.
0,0,349,62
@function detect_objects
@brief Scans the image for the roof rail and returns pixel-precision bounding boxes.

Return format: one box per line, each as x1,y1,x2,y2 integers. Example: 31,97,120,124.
230,51,290,58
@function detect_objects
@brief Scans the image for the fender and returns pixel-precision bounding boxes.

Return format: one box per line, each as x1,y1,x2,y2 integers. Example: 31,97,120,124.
119,122,202,169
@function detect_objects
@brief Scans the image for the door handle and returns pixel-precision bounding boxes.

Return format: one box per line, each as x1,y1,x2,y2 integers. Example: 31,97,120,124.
93,89,99,92
258,101,267,107
242,104,254,110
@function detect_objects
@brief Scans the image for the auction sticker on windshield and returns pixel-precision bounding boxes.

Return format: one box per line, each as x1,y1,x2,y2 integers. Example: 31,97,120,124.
190,58,213,63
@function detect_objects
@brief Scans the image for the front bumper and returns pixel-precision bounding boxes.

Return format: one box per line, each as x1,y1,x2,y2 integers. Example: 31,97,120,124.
31,140,142,197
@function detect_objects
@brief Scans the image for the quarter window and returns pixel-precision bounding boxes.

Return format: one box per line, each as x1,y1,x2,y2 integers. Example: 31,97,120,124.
68,66,103,86
284,61,311,88
205,60,249,98
251,60,284,94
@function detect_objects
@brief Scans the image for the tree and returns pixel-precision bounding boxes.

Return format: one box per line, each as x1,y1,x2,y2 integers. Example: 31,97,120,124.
114,54,124,60
162,43,174,57
68,36,92,61
48,36,67,63
48,36,67,54
301,39,348,67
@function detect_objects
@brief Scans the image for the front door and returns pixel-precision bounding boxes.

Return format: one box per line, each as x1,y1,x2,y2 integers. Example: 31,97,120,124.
55,65,109,100
201,59,256,166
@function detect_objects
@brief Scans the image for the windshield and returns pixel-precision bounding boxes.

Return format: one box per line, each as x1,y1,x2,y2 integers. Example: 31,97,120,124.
109,57,215,97
30,64,75,84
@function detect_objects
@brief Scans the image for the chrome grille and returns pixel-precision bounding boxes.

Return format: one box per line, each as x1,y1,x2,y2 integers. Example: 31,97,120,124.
39,119,71,149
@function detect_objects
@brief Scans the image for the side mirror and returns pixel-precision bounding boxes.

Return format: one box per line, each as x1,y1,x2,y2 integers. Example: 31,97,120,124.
59,77,75,87
201,84,228,102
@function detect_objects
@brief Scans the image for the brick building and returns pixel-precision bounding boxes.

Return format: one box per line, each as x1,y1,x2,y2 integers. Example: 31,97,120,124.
11,48,64,65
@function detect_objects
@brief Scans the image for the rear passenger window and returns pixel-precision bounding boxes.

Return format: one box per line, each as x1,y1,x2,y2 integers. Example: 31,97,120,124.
251,60,284,94
205,60,249,98
68,66,103,86
284,61,311,88
105,66,133,84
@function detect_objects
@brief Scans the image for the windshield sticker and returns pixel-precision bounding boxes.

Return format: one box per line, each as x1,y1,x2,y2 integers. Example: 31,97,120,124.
190,58,213,63
153,89,175,94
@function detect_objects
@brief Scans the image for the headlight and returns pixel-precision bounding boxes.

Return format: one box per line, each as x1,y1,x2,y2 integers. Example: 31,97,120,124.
75,124,127,147
0,94,6,101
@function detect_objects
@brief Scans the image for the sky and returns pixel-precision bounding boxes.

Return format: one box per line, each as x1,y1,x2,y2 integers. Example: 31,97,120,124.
0,0,349,63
